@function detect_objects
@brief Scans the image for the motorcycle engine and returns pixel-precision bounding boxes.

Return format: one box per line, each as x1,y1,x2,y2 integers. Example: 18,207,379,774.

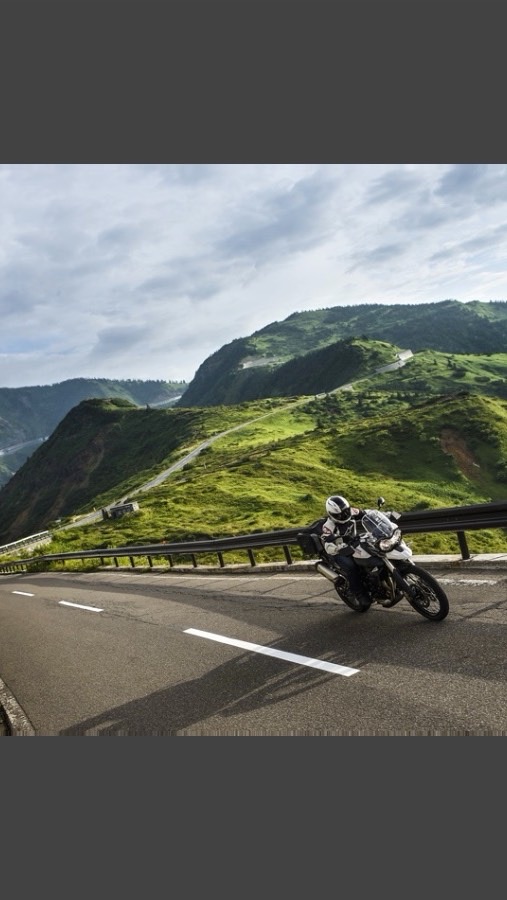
364,570,390,601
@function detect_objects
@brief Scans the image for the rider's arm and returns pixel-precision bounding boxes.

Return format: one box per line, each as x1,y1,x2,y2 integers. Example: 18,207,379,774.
320,517,345,555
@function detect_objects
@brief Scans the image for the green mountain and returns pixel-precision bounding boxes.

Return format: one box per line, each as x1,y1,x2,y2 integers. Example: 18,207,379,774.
178,299,507,406
0,377,187,488
0,395,293,542
4,299,507,558
2,377,507,556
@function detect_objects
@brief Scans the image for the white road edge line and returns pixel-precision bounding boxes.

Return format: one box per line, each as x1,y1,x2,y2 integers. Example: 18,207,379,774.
184,627,359,676
437,578,498,585
59,601,103,612
12,591,34,596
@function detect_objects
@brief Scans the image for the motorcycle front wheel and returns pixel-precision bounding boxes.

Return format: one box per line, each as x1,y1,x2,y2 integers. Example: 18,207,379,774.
400,565,449,621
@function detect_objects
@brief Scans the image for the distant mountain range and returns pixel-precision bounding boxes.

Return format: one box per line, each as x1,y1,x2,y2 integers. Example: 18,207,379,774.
0,377,187,488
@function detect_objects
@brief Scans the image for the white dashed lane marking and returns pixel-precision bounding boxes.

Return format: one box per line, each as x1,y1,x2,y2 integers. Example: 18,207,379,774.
59,601,104,612
184,627,359,676
12,591,34,596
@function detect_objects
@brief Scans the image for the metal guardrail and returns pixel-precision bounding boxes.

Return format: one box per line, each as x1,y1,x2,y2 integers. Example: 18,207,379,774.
396,500,507,560
0,531,51,556
0,527,304,574
1,500,507,575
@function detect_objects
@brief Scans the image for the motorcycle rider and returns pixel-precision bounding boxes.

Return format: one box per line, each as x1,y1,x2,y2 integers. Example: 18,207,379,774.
319,494,371,609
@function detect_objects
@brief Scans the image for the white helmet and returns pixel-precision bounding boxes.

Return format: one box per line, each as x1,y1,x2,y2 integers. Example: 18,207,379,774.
325,495,351,523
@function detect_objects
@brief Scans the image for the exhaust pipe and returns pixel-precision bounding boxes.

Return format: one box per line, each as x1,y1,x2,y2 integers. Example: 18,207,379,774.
315,561,339,583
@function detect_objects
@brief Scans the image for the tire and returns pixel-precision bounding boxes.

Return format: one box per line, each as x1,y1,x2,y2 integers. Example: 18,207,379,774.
400,565,449,621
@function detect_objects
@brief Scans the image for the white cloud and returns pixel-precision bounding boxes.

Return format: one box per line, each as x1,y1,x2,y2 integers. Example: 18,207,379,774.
1,163,507,388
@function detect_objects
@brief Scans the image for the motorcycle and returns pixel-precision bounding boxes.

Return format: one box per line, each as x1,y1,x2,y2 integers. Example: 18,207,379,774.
297,498,449,621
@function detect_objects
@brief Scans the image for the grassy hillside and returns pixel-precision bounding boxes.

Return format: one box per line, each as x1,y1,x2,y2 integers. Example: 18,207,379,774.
3,388,507,561
0,395,300,543
181,337,401,406
0,377,187,488
360,348,507,400
248,299,507,356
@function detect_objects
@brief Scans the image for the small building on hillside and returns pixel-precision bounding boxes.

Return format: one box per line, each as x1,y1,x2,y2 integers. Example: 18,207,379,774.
102,501,140,520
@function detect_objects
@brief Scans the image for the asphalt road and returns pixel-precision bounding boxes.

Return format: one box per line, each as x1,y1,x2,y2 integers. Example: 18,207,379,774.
1,561,506,735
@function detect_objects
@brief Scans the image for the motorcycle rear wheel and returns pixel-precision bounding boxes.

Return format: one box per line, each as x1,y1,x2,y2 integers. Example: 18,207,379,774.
401,565,449,621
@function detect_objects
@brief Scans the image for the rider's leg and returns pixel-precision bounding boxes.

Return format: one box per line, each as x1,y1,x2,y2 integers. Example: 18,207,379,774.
333,552,371,608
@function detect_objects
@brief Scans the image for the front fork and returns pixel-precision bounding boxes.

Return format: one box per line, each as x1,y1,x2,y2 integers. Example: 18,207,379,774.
384,558,417,600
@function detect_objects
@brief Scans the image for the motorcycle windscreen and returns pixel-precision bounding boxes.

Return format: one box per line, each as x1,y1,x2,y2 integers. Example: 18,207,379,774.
361,510,395,541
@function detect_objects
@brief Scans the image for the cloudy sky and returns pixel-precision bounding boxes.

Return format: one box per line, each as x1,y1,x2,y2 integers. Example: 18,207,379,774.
2,163,507,389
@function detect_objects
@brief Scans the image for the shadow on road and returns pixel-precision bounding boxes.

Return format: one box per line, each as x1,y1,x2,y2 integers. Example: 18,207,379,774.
56,608,506,736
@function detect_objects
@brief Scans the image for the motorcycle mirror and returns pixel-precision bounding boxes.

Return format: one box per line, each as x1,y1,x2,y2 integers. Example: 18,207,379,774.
377,496,385,507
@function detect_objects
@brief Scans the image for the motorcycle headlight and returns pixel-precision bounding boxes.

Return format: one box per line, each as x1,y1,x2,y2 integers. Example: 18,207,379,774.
378,528,402,551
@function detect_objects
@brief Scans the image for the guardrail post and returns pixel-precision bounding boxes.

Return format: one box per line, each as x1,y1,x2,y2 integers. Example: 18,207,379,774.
283,545,293,565
218,552,225,568
457,531,471,560
248,549,256,566
148,556,153,567
191,554,198,567
114,557,119,567
129,556,135,567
